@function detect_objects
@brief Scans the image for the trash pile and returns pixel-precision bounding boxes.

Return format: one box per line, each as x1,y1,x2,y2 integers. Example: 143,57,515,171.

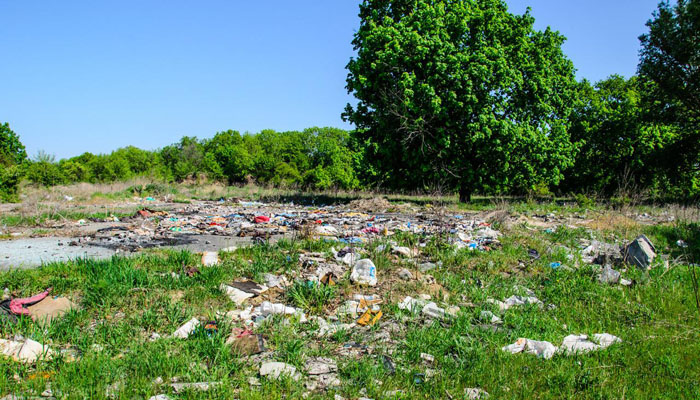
72,199,503,253
4,198,674,398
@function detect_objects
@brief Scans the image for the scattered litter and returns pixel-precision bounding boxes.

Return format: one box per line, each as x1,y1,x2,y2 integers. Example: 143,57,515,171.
598,265,621,284
356,309,383,326
505,333,622,359
305,357,338,375
581,240,623,265
172,318,200,339
350,259,377,286
226,327,264,355
487,295,542,311
465,388,490,399
170,382,220,393
420,352,435,364
502,338,558,359
26,296,76,325
148,395,172,400
220,281,268,305
422,302,447,319
254,216,270,224
201,251,219,266
677,240,688,248
559,333,622,354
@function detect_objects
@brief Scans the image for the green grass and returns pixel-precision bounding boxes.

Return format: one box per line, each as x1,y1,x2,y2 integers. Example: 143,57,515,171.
1,220,699,399
0,210,136,227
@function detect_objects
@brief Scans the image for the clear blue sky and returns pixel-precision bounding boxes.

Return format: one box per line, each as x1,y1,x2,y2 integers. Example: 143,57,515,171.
1,0,662,159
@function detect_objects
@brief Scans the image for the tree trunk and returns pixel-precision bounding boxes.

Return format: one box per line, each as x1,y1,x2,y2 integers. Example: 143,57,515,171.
458,183,472,203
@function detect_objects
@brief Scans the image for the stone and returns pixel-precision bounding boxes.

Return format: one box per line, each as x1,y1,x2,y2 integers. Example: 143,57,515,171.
598,265,621,284
624,235,656,269
260,362,301,381
397,268,413,280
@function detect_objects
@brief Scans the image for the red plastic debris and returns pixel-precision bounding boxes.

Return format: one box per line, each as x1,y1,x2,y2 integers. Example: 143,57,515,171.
254,216,270,223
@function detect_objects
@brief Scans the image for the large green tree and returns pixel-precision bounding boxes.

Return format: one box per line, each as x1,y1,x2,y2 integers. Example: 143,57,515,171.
0,122,27,202
564,76,673,195
638,0,700,197
344,0,578,201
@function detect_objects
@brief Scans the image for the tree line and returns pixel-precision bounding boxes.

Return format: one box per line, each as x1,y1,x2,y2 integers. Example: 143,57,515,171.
1,0,698,202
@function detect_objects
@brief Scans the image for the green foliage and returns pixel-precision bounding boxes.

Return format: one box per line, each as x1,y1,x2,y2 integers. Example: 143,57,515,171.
0,122,27,202
638,0,700,198
344,0,578,201
0,165,23,202
563,76,675,195
0,122,27,167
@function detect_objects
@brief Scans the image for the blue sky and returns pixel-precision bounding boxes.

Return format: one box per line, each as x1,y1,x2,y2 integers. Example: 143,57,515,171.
1,0,662,159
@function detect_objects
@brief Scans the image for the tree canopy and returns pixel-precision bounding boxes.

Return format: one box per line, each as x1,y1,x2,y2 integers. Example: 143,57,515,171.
344,0,579,201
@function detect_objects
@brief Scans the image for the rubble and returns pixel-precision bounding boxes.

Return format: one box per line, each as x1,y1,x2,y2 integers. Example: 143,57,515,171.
624,235,656,269
598,265,621,284
0,337,54,363
487,295,542,311
260,362,301,381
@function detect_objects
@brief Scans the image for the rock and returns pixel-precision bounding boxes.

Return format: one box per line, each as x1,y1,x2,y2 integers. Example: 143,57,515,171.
598,265,621,284
171,318,200,339
305,372,341,391
624,235,656,269
350,259,377,286
305,357,338,375
487,295,542,311
0,338,53,363
397,268,413,280
479,310,502,324
593,333,622,348
260,362,301,381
